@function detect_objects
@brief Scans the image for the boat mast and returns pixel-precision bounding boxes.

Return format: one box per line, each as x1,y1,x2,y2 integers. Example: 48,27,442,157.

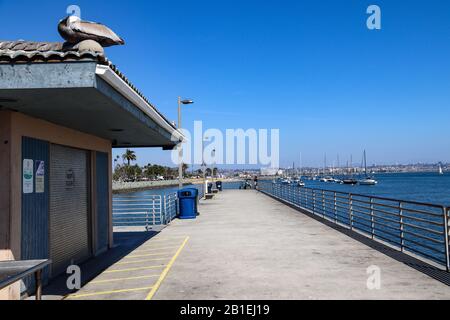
364,150,368,177
299,152,303,176
337,154,340,175
350,155,353,178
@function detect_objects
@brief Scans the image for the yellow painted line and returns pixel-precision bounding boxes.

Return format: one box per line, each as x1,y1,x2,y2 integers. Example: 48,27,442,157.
90,275,159,284
134,246,181,252
116,258,170,266
126,252,175,259
145,237,188,244
104,265,166,274
66,286,153,299
146,236,189,300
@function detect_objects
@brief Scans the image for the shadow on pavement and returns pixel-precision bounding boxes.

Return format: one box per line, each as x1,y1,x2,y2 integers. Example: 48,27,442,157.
43,230,161,298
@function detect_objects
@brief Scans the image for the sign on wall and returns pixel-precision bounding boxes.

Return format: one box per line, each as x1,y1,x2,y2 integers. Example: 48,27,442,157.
23,159,34,194
35,160,45,194
66,169,75,189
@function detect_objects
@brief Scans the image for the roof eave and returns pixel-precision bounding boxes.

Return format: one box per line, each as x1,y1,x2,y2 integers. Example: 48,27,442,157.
95,64,185,144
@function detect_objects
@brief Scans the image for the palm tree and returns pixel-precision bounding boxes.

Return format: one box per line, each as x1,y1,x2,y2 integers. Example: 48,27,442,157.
122,149,137,166
182,163,189,176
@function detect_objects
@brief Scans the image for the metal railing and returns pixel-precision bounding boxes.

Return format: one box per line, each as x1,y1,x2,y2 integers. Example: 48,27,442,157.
259,181,450,271
162,193,179,224
113,194,178,230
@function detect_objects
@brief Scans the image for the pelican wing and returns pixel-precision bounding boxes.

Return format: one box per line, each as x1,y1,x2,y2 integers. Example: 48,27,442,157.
72,20,124,44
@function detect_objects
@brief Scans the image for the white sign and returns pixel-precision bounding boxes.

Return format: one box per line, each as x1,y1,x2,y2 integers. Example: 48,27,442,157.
35,160,45,194
23,159,34,194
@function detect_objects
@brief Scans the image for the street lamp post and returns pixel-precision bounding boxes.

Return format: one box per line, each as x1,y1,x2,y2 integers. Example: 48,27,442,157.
178,97,194,189
202,136,208,198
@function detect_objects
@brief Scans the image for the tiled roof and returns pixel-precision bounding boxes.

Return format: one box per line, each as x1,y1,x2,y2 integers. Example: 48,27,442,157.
0,40,177,131
0,40,107,63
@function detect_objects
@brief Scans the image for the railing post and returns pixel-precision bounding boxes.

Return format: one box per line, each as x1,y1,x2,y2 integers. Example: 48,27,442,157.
370,197,374,240
443,207,450,272
334,192,337,223
298,187,302,207
164,195,168,224
153,197,156,226
399,202,404,252
349,194,353,230
305,189,308,209
292,185,295,204
313,190,316,214
322,190,325,218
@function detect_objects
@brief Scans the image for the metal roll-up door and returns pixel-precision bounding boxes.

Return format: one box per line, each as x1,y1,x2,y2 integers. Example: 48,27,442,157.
50,144,91,276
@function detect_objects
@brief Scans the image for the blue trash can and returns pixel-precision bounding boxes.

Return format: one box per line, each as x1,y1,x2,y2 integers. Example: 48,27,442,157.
185,187,199,214
178,189,197,220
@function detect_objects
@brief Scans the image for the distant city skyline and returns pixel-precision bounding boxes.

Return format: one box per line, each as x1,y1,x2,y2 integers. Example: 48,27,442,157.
2,0,449,167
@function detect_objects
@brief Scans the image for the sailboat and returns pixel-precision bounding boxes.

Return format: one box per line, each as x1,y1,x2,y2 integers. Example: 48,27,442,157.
439,163,444,175
343,156,358,185
359,150,378,186
320,153,334,182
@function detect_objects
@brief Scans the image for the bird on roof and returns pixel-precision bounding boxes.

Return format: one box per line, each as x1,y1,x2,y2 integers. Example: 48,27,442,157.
58,16,125,47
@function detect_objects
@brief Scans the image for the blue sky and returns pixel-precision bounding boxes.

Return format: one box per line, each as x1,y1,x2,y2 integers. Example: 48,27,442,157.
1,0,450,168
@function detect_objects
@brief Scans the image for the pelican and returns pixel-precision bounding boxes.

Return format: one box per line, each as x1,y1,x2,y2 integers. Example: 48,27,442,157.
58,16,125,47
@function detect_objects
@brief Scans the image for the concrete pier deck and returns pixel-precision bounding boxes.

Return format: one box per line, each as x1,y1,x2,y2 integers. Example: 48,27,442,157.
70,190,450,300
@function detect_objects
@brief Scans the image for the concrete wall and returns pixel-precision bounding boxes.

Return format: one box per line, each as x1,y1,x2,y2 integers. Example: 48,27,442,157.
0,110,112,300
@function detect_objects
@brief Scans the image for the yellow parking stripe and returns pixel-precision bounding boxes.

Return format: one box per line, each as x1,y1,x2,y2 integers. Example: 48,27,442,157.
67,287,153,299
146,236,190,300
104,265,166,274
90,275,159,284
126,252,174,259
146,237,189,245
134,246,181,253
147,237,188,243
116,258,170,266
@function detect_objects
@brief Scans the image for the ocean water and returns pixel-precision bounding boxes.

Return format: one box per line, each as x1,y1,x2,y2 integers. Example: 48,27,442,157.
113,181,242,198
113,174,450,206
114,185,195,198
303,172,450,206
112,182,244,228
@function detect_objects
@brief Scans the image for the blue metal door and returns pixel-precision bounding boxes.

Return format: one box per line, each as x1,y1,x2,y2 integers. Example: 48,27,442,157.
96,152,109,253
21,137,50,293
